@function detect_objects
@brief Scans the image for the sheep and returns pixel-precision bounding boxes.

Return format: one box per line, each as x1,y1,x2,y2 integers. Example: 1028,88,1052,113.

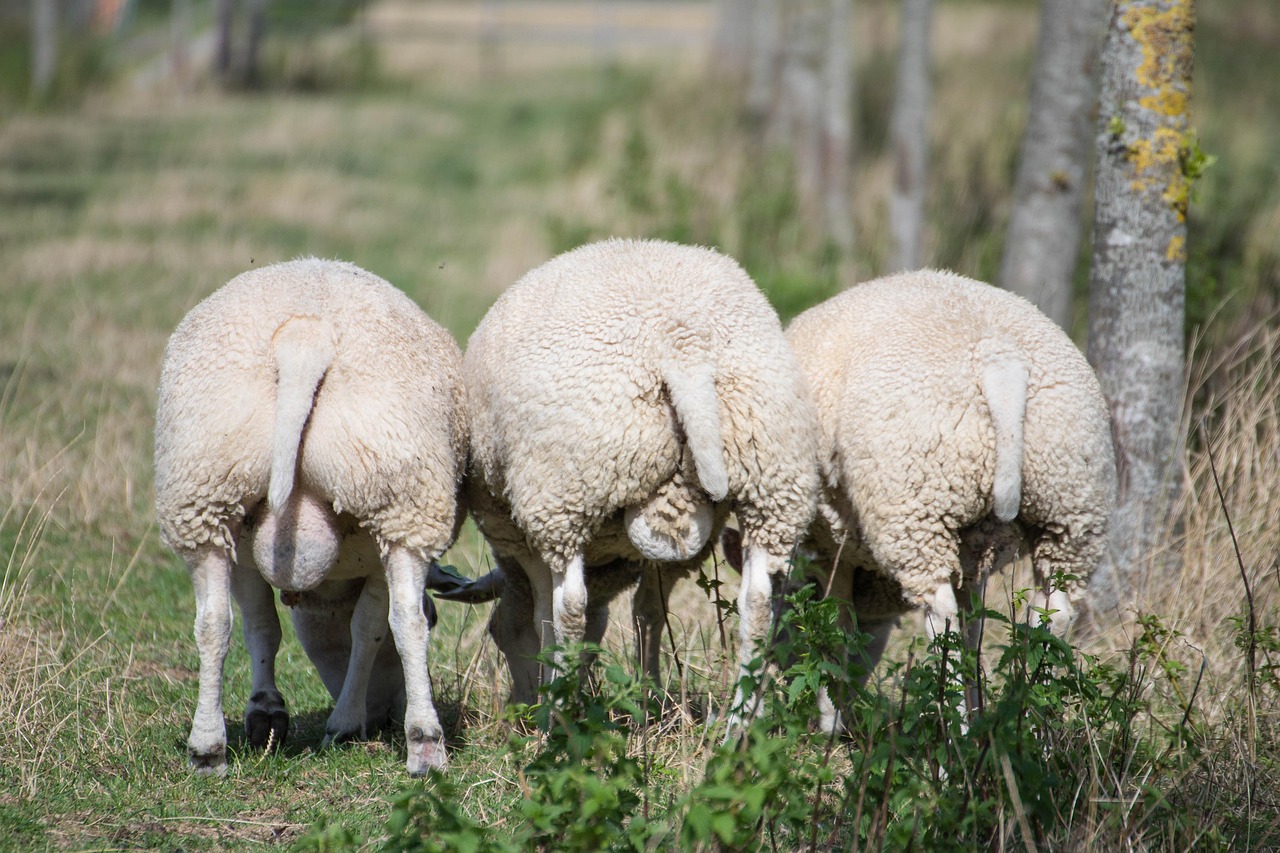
456,238,819,714
781,269,1116,727
154,258,467,776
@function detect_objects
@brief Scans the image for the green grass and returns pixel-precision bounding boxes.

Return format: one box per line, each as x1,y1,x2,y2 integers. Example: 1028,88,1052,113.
0,1,1277,849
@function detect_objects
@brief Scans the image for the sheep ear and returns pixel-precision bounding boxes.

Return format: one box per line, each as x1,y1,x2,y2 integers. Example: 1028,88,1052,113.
719,526,744,573
431,566,506,604
425,562,475,596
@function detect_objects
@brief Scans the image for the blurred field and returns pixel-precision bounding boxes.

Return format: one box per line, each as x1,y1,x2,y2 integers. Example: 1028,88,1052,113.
0,0,1277,848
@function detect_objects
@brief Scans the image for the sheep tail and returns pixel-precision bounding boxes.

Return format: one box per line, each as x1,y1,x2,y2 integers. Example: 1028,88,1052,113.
268,317,336,512
663,364,729,501
977,337,1028,523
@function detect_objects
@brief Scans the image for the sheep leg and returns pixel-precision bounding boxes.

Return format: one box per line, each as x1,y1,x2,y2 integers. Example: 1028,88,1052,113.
321,574,389,745
487,560,542,706
230,561,288,751
1027,529,1090,635
539,552,587,683
921,581,974,727
383,544,447,775
552,552,589,649
186,546,234,775
631,565,676,686
726,545,782,729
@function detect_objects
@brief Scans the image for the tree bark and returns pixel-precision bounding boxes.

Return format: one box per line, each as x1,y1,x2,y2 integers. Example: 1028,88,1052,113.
31,0,58,98
1086,0,1195,617
820,0,855,253
745,0,781,125
1000,0,1108,330
244,0,268,88
214,0,235,81
887,0,933,272
713,0,753,79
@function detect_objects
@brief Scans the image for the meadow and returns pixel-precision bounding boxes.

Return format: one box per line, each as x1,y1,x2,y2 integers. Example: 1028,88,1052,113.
0,0,1277,848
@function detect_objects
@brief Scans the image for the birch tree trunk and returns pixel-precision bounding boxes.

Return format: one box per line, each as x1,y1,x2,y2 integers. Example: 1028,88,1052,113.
31,0,58,98
1000,0,1107,330
1086,0,1195,616
887,0,933,272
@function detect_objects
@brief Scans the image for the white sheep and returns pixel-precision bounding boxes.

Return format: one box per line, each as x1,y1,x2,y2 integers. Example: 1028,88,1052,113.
459,238,820,711
783,269,1116,725
154,258,467,776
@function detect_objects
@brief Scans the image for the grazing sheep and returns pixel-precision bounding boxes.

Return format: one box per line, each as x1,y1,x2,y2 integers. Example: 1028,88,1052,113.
458,238,819,712
783,269,1116,724
154,258,467,776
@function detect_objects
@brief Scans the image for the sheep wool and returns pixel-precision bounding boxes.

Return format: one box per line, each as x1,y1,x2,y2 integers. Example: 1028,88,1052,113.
463,238,820,709
154,258,466,776
786,269,1116,713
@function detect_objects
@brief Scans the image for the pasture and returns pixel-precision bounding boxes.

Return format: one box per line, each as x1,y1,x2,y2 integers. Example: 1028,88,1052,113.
0,0,1277,848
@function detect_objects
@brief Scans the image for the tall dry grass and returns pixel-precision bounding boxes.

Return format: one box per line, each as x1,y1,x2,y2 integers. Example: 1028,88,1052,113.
1169,322,1280,684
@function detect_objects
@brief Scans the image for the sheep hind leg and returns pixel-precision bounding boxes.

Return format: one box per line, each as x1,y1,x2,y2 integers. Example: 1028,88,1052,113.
632,564,676,687
550,552,588,664
185,545,234,775
230,561,288,752
1026,525,1095,636
384,545,447,775
321,574,389,746
725,544,784,731
922,581,974,728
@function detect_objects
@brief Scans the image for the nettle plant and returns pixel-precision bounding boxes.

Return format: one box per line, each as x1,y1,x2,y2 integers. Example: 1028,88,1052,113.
312,585,1232,852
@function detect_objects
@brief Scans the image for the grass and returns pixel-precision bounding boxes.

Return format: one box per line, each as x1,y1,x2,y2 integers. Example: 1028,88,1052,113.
0,0,1276,849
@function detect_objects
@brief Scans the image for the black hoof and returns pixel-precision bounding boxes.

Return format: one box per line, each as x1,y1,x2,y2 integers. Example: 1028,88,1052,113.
245,691,289,751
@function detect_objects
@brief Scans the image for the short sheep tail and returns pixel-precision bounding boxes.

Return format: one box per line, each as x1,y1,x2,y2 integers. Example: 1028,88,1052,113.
663,363,729,502
978,336,1029,523
268,316,336,512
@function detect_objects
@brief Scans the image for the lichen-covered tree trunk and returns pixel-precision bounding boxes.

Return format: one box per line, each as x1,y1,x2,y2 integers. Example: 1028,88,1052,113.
1086,0,1195,617
888,0,933,271
1000,0,1107,329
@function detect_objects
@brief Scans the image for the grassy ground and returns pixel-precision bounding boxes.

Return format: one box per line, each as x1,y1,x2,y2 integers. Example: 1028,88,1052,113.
0,0,1277,849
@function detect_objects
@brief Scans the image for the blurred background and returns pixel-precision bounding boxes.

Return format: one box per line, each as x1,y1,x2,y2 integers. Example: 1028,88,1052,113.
0,1,1277,846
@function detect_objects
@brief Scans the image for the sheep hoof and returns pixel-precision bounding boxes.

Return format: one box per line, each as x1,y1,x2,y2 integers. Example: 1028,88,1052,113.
406,735,448,776
245,691,289,751
188,745,228,777
320,724,365,749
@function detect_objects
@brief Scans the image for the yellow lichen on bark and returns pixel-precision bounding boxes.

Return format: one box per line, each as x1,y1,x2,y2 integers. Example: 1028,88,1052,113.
1165,234,1185,263
1118,0,1195,219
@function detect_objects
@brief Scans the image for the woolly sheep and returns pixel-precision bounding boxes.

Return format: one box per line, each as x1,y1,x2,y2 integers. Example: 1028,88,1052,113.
457,238,820,710
784,269,1116,725
154,258,467,776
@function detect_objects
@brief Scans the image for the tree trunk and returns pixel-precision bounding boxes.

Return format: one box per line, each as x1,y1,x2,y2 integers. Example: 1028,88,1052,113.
887,0,933,272
777,0,824,203
1086,0,1195,617
713,0,753,79
214,0,235,81
745,0,781,126
820,0,854,253
171,0,192,90
243,0,269,87
31,0,58,98
1000,0,1108,330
